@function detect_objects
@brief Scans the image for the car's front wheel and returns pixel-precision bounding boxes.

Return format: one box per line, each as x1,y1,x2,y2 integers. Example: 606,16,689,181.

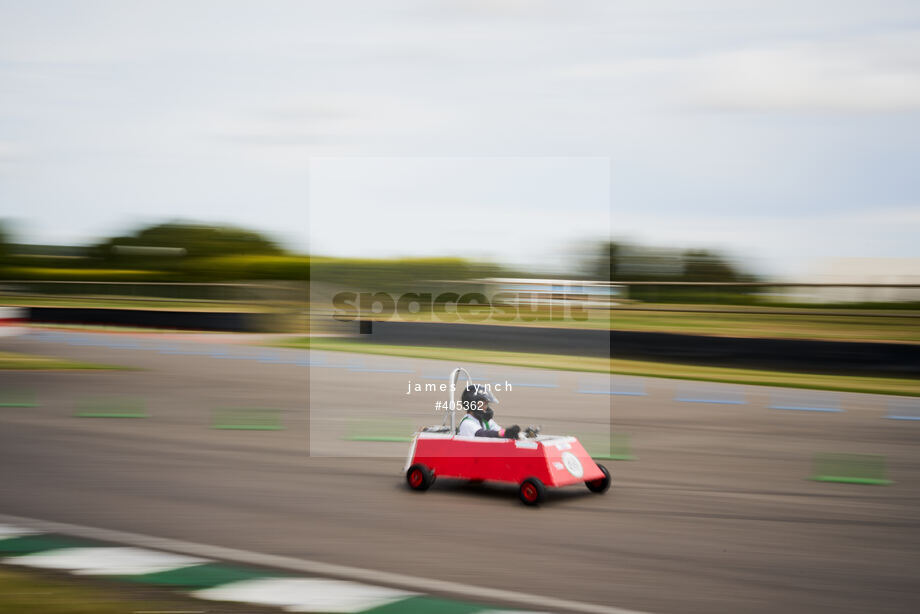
586,464,611,493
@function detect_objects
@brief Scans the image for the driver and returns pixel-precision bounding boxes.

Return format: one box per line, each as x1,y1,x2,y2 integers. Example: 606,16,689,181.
457,384,521,439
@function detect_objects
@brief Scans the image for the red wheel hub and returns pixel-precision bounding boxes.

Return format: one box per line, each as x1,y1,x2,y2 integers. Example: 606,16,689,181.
410,470,423,487
522,483,536,501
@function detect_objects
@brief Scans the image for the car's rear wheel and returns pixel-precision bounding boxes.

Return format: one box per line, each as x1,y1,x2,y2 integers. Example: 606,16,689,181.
519,477,546,506
406,464,434,491
586,464,611,493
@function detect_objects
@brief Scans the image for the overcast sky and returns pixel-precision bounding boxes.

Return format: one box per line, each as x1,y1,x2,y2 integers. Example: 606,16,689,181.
1,0,919,276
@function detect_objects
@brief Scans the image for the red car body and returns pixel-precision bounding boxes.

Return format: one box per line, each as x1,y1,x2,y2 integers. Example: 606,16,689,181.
405,432,609,504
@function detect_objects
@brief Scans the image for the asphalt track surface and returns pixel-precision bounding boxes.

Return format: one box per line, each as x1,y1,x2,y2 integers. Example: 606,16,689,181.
1,330,918,613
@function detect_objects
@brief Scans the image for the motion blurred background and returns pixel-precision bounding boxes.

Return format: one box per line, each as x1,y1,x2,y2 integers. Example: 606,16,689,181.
1,2,919,614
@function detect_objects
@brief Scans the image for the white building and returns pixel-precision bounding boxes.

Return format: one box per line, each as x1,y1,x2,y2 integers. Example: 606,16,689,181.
782,258,920,303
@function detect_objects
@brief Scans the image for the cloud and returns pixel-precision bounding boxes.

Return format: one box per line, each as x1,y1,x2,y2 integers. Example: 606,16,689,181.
0,141,20,159
201,93,452,154
2,1,918,273
0,140,27,173
570,30,920,113
690,33,920,112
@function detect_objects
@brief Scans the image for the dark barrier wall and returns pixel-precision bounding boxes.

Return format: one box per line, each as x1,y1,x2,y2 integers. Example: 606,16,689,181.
361,320,919,377
29,307,272,332
609,330,919,377
361,320,612,358
25,308,918,376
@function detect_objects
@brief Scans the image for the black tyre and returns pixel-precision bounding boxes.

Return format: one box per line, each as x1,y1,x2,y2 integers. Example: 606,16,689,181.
406,464,434,491
586,464,611,493
519,477,546,506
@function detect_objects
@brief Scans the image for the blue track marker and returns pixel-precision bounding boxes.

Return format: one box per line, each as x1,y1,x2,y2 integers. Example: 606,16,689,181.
299,359,326,366
257,350,283,363
675,396,746,404
769,390,841,413
578,376,645,396
886,398,920,420
577,389,629,395
70,336,101,346
497,372,558,389
772,405,842,412
274,356,306,365
305,352,361,369
107,342,140,350
674,383,746,405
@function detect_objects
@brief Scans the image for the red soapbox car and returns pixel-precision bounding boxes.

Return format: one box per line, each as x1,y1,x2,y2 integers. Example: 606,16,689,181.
404,368,611,505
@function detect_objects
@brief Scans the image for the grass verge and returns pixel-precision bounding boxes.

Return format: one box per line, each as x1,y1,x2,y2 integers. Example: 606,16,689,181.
284,337,920,397
0,351,128,371
0,567,256,614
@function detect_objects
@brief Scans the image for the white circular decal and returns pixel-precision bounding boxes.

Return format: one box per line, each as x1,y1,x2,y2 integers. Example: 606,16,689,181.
561,452,584,478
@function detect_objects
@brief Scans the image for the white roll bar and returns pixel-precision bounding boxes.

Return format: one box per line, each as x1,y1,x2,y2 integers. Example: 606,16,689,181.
448,367,473,433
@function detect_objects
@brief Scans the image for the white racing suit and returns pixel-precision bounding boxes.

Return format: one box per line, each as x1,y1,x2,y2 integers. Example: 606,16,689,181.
457,413,503,438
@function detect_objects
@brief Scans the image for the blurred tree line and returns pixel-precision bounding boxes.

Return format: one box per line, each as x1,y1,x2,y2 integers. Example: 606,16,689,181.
0,221,498,285
583,240,754,283
0,220,9,264
92,223,284,260
0,221,752,287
